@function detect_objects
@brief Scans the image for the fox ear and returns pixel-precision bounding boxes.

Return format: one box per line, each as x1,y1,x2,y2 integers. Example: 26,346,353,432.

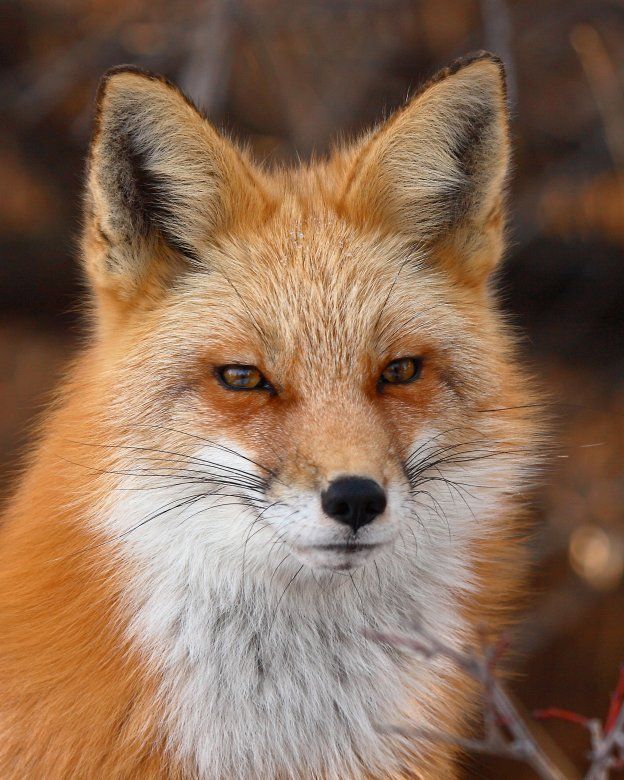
84,66,266,311
339,52,509,287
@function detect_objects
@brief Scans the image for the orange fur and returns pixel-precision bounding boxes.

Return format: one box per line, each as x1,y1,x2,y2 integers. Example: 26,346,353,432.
0,53,539,778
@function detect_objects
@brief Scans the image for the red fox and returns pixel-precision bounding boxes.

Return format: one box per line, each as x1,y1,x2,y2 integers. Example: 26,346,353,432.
0,52,537,778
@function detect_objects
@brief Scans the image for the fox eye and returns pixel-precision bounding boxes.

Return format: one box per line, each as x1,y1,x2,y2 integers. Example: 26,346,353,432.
217,365,271,391
380,357,422,386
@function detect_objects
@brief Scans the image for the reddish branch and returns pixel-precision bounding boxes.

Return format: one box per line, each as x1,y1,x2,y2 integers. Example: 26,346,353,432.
365,624,624,780
534,707,591,728
533,663,624,779
605,665,624,735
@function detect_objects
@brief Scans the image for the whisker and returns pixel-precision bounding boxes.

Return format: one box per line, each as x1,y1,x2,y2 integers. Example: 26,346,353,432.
129,424,284,482
66,439,272,489
269,565,304,634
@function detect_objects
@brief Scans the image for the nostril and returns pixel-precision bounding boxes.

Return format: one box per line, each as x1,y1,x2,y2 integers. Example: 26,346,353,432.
321,476,387,532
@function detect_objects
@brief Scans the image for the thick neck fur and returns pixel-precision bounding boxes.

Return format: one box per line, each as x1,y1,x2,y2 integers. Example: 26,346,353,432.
103,461,478,779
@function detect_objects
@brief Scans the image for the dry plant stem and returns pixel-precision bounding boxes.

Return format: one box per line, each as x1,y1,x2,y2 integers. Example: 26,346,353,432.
367,627,568,780
537,665,624,779
585,703,624,780
493,684,569,780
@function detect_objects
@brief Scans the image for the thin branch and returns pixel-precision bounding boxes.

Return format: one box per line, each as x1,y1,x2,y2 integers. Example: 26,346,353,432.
586,696,624,780
365,625,572,780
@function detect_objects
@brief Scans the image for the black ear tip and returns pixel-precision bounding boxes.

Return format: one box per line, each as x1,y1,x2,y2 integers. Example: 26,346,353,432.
93,66,152,136
419,50,507,103
450,50,507,93
95,65,169,107
98,64,172,89
456,50,505,71
92,65,203,136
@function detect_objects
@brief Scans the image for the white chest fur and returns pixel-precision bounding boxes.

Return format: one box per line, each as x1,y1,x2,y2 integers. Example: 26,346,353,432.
99,445,487,779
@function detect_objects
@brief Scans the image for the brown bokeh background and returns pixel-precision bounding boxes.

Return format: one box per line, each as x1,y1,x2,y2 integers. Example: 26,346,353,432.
2,1,624,776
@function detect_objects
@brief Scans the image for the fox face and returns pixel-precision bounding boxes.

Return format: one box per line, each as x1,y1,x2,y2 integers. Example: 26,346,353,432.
107,222,481,577
85,55,530,581
34,52,540,777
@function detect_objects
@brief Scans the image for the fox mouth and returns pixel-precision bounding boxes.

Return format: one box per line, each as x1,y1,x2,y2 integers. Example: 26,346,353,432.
293,541,386,571
308,543,382,552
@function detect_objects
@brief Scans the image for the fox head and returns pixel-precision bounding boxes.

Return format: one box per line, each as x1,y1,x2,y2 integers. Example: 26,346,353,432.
81,53,533,596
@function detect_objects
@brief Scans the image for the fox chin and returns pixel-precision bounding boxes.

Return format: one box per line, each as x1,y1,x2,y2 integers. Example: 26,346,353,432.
0,51,539,779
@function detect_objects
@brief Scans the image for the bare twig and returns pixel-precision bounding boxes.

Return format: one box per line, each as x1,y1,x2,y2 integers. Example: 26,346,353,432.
585,665,624,780
365,625,569,780
534,664,624,780
368,623,624,779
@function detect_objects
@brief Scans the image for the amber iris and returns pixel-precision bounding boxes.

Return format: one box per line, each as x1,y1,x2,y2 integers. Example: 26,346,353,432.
217,365,267,390
380,357,422,385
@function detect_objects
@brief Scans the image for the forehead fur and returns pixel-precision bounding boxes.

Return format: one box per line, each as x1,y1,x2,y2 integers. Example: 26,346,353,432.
165,206,468,358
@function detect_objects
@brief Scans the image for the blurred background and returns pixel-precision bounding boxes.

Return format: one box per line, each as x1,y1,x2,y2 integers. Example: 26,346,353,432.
1,0,623,776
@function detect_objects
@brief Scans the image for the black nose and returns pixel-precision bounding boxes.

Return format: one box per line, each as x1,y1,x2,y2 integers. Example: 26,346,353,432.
321,477,387,532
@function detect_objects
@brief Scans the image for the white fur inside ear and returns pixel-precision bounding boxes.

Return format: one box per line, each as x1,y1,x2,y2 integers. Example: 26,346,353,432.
85,69,265,294
93,431,513,779
342,56,509,281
